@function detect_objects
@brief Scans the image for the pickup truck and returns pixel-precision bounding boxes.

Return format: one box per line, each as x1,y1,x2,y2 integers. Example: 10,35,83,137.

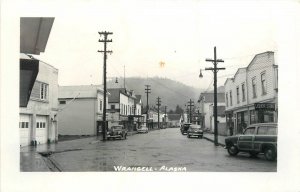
224,123,277,161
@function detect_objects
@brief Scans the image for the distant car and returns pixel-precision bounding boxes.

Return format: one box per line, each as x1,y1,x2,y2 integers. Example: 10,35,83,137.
137,125,149,133
180,123,192,135
224,123,277,161
107,125,128,140
187,124,203,138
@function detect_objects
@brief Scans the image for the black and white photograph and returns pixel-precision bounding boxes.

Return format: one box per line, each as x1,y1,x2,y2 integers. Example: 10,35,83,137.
1,0,300,192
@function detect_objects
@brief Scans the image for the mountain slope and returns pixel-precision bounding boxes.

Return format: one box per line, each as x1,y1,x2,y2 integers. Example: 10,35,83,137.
107,77,203,111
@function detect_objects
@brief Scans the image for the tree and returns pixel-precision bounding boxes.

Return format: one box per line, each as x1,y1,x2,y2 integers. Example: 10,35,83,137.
175,105,184,114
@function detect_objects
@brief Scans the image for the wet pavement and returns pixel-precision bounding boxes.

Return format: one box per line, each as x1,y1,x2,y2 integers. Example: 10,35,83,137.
20,128,276,172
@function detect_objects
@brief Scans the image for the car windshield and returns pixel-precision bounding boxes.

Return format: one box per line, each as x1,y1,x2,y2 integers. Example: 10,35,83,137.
190,125,201,129
111,126,122,131
183,124,191,128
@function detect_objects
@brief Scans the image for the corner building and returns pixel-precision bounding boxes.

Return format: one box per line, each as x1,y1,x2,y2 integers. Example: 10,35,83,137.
224,51,278,135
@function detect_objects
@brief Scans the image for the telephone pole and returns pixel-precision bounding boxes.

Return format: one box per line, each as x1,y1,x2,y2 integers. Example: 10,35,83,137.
205,46,225,146
187,99,194,124
145,85,151,128
156,97,161,129
98,31,113,141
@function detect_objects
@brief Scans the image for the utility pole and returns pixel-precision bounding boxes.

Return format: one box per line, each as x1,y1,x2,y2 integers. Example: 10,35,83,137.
145,85,151,128
205,46,225,146
187,99,194,124
156,97,161,129
98,31,113,141
164,106,167,128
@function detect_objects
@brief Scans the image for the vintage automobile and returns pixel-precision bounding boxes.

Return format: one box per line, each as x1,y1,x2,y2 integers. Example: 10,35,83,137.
187,124,203,139
107,125,128,140
180,123,192,135
137,125,149,133
224,123,277,161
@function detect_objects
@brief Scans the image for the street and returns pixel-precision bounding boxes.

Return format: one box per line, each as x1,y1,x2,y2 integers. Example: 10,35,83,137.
21,128,276,172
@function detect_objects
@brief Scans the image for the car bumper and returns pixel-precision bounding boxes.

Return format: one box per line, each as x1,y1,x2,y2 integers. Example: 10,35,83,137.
137,130,148,133
107,135,122,138
188,133,203,136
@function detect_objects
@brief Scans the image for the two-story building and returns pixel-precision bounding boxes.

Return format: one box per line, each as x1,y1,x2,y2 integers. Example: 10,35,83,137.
19,17,57,146
57,85,106,136
20,55,59,146
107,88,143,131
224,51,278,135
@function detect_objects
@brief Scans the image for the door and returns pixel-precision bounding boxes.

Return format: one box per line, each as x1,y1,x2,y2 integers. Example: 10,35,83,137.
19,114,31,146
36,115,48,144
237,127,255,150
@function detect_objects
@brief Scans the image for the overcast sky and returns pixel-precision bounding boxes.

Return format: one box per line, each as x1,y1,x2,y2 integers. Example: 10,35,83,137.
19,0,280,89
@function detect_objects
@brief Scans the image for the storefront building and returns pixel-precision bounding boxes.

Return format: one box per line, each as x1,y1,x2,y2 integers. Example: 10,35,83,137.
224,51,278,135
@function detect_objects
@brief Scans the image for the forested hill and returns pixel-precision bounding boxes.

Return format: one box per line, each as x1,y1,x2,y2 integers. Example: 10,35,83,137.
107,77,203,111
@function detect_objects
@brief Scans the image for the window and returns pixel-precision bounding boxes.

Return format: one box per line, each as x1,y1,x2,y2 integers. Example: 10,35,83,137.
36,122,39,128
229,91,232,106
99,100,103,111
31,81,49,100
111,105,115,110
252,77,257,98
236,86,240,104
242,83,245,102
257,126,277,135
261,72,267,95
243,127,255,135
226,93,228,107
59,100,66,104
20,122,29,128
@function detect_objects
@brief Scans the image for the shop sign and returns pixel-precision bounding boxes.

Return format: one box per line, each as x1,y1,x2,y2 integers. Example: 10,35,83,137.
254,103,275,111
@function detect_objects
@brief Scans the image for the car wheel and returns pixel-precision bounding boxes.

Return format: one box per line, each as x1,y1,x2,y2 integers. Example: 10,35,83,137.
199,135,203,139
227,145,239,156
187,135,190,138
264,147,276,161
124,134,127,140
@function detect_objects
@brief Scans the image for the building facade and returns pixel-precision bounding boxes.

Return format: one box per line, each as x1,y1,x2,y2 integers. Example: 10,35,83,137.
57,85,106,136
19,58,59,146
107,88,143,131
198,92,225,131
224,51,278,135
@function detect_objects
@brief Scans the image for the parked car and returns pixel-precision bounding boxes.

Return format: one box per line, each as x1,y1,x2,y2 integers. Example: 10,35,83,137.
187,124,203,138
137,125,149,133
224,123,277,161
107,125,128,140
180,123,192,135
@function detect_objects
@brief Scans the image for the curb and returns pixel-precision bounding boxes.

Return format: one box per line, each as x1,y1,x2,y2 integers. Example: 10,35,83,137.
203,136,225,147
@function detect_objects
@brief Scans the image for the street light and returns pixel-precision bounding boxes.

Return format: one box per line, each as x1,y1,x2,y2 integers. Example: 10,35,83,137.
199,69,203,78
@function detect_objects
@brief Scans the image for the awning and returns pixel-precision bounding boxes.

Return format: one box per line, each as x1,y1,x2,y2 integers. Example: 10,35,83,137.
20,58,39,107
20,17,55,55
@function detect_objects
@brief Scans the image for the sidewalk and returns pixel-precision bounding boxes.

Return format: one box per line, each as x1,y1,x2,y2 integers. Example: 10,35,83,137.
203,132,226,146
20,131,142,171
